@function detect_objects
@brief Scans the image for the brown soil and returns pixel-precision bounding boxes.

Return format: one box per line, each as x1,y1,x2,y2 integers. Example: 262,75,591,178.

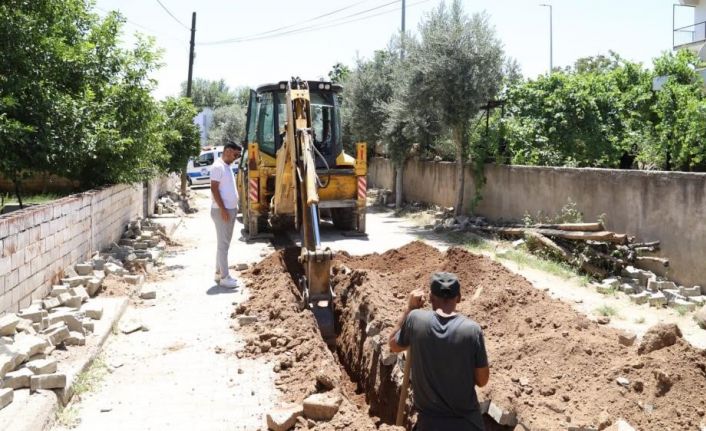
236,241,706,431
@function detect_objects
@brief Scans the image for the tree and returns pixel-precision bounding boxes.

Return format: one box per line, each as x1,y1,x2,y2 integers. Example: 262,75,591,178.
161,97,201,195
180,78,237,110
207,104,247,147
409,1,504,215
328,63,351,84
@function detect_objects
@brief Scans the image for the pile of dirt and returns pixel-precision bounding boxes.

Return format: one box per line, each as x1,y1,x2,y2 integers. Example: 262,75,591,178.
236,241,706,430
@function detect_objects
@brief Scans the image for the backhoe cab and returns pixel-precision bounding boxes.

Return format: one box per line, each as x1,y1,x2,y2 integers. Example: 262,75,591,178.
237,78,367,343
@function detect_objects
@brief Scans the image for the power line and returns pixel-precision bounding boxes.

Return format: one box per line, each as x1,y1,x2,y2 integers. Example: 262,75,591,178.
199,0,432,46
155,0,190,31
199,0,401,46
95,6,188,45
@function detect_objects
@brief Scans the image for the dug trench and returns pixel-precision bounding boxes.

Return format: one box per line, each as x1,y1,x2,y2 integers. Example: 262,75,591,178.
232,241,706,430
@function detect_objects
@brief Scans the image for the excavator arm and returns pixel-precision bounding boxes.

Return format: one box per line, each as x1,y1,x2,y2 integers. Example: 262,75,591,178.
286,79,336,344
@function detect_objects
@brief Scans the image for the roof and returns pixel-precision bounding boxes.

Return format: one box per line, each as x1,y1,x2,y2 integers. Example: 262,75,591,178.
256,80,343,94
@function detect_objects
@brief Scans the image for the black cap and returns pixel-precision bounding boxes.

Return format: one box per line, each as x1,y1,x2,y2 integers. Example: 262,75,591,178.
430,272,460,299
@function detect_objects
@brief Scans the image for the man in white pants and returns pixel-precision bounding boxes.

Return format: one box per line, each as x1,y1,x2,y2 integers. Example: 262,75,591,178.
210,142,242,288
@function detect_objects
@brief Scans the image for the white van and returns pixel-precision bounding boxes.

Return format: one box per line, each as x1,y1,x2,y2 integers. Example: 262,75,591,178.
186,146,239,186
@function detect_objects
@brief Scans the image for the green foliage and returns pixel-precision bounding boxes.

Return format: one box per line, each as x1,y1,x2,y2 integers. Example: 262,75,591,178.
595,305,618,317
328,63,351,84
161,97,201,174
180,78,240,110
208,103,247,147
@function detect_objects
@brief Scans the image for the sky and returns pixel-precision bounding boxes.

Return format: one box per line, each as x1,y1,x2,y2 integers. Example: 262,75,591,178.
93,0,684,100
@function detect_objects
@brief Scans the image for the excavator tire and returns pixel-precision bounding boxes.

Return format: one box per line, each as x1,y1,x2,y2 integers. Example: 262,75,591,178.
331,207,356,231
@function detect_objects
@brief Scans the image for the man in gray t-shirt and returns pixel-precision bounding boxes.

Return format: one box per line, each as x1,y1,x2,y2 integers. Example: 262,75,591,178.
389,272,489,431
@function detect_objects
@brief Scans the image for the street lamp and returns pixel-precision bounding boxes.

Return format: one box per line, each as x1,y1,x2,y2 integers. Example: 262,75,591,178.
539,3,553,74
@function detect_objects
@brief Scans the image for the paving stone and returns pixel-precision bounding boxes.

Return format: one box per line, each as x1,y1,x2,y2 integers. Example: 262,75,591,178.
648,292,667,307
70,287,89,303
48,312,84,335
487,401,518,426
646,280,660,292
64,331,86,346
87,278,102,297
82,320,95,333
2,368,33,389
266,405,303,431
61,277,85,288
139,286,156,300
17,308,47,324
619,283,637,294
42,297,61,311
123,274,144,286
63,295,83,309
13,334,49,358
618,333,636,347
91,258,106,271
75,263,93,276
629,292,649,305
0,387,12,410
57,293,73,306
0,314,20,336
43,324,70,346
30,373,66,391
670,299,697,312
119,319,143,334
688,295,706,306
15,318,34,334
25,358,57,374
303,392,343,421
104,263,125,276
680,286,701,297
0,344,27,378
81,303,103,320
50,285,70,297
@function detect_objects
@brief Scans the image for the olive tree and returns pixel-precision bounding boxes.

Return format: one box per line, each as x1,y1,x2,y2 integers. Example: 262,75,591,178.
409,1,504,215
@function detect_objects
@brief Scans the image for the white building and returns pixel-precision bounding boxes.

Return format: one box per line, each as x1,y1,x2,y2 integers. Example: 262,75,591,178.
193,108,214,148
674,0,706,58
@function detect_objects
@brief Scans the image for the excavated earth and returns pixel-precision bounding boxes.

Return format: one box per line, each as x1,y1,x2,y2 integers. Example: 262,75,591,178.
233,241,706,430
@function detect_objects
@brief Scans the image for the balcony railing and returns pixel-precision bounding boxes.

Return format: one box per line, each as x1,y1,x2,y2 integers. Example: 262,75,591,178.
674,21,706,49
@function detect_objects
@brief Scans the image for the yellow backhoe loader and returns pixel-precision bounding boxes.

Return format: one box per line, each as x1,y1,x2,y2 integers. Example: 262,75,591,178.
236,78,367,342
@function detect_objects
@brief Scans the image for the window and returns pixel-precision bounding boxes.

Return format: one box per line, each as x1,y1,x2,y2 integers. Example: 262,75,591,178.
194,152,214,167
246,90,259,144
310,92,339,158
257,93,275,155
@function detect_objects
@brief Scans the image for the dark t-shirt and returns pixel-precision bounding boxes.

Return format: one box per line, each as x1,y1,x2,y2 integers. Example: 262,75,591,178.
396,309,488,431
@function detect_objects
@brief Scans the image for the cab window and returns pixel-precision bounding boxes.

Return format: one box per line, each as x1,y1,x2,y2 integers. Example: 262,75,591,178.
194,152,214,167
256,93,275,155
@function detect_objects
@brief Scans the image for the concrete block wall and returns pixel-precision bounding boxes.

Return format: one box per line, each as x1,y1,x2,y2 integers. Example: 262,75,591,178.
0,179,173,314
368,158,706,287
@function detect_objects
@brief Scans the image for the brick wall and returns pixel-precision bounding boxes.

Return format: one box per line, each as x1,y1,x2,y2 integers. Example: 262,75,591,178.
0,179,173,313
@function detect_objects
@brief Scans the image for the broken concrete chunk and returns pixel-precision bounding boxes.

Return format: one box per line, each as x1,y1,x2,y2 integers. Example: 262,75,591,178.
0,387,12,410
0,314,20,336
238,316,257,326
75,263,93,276
64,331,86,346
104,263,125,276
696,305,706,329
123,274,144,286
679,286,701,298
25,358,57,375
70,287,89,303
30,373,66,391
91,258,106,271
48,312,84,334
14,334,49,358
629,292,649,305
601,278,620,289
17,308,47,324
81,303,103,320
119,319,143,334
618,333,636,347
619,284,636,294
487,401,518,426
43,324,70,346
648,292,667,307
2,368,33,389
303,392,343,421
266,405,303,431
63,296,83,309
42,297,61,311
87,278,102,297
139,286,156,300
646,279,660,292
61,277,85,288
0,344,27,378
82,321,95,333
670,299,696,312
234,263,248,271
50,285,69,297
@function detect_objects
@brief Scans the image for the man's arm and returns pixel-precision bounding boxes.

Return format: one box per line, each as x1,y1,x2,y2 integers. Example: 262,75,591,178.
210,180,229,221
388,289,425,353
475,366,489,387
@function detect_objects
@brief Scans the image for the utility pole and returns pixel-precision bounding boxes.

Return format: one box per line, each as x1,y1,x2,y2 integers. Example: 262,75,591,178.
182,11,196,197
186,12,196,97
394,0,406,210
539,4,553,74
